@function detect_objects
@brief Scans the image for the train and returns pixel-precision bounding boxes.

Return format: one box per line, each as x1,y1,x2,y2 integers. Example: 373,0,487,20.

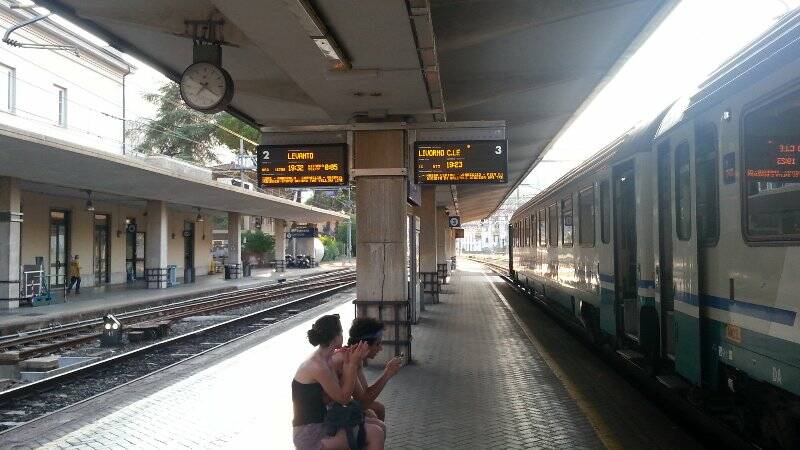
509,11,800,449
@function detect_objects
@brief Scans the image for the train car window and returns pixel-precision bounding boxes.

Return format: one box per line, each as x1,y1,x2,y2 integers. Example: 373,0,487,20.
743,91,800,241
675,142,692,241
548,204,558,246
696,125,719,246
579,187,595,246
524,217,529,247
561,196,574,247
600,181,610,244
538,209,546,246
530,214,536,247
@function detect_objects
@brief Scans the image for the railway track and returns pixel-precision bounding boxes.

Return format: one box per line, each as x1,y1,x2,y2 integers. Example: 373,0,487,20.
0,276,356,434
0,268,355,363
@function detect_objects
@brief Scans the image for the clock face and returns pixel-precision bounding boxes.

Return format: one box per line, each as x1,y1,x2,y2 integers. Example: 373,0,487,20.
179,62,234,113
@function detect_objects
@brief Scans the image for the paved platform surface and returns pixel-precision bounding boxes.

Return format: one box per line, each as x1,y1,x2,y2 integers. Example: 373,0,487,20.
0,260,702,449
370,260,702,449
1,262,353,334
0,290,358,450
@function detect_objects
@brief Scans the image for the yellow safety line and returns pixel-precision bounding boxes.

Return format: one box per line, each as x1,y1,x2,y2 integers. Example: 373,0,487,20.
482,271,622,450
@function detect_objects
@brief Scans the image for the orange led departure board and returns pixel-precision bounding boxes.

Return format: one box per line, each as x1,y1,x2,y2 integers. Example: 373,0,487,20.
414,140,508,185
746,140,800,181
256,144,348,187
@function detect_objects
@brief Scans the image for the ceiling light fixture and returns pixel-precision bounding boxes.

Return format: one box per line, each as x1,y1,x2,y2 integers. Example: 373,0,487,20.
196,207,204,223
291,0,350,70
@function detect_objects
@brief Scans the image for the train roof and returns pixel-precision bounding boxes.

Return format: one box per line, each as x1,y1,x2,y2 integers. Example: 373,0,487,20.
657,8,800,138
511,9,800,223
511,109,666,221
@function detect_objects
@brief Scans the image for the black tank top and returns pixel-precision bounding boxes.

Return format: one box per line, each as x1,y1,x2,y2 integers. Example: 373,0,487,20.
292,379,326,426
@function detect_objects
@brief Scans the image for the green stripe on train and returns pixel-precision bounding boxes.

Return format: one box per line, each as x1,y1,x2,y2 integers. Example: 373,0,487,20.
703,319,800,396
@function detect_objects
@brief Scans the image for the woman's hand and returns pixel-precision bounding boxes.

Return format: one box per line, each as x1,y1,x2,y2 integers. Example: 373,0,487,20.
384,354,405,378
344,341,369,366
353,341,370,361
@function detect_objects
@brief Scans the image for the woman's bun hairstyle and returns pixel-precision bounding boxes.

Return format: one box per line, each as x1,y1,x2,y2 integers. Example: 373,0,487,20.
307,314,342,347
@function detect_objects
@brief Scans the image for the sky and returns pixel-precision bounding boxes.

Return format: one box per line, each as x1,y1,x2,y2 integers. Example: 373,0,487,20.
516,0,800,198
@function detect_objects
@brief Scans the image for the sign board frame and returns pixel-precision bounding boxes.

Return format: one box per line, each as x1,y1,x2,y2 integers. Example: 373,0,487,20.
286,225,319,239
413,139,508,185
256,143,349,188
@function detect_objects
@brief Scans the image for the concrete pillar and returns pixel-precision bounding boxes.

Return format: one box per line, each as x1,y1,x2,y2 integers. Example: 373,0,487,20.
227,212,242,266
447,229,456,262
145,200,168,288
436,207,449,264
354,130,409,363
0,177,21,309
418,186,437,273
274,219,286,261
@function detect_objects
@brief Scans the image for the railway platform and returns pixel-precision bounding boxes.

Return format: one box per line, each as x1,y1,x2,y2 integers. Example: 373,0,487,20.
0,259,702,449
0,262,353,335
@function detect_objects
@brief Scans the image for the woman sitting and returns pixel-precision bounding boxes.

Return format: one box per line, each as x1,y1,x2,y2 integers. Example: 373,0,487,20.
292,314,386,450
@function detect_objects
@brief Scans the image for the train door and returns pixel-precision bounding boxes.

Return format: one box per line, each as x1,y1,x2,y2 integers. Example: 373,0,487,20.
671,139,702,385
612,161,638,340
597,171,616,336
656,142,675,361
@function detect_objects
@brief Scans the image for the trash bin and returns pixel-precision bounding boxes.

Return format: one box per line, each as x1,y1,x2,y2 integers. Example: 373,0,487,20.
224,264,231,280
167,265,177,287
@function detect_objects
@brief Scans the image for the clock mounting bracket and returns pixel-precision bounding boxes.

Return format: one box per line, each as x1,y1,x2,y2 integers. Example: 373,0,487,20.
185,19,227,66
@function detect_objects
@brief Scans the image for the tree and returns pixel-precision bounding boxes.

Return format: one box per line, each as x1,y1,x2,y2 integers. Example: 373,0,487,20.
127,83,261,165
305,186,354,211
215,113,260,150
320,235,339,261
127,83,219,164
335,216,356,257
242,230,275,265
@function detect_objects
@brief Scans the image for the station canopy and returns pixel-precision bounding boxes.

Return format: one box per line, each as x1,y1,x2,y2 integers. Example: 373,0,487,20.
39,0,674,222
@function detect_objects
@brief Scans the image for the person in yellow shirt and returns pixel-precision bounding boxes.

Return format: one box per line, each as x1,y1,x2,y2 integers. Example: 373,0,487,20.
67,255,81,294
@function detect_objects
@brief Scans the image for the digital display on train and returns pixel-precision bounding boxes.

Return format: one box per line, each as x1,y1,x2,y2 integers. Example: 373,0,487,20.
256,144,348,187
746,140,800,181
414,140,508,185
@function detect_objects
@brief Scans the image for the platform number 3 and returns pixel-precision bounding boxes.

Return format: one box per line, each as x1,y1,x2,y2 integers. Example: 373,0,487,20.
495,145,503,155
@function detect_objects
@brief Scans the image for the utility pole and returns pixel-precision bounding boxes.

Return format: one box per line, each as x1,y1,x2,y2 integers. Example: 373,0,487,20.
238,137,245,187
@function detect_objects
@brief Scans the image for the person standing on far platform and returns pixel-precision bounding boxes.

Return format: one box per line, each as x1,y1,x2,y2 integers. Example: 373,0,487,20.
292,314,386,450
66,255,81,294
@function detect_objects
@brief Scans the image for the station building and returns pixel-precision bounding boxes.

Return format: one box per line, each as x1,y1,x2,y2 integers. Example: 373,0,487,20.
0,4,345,309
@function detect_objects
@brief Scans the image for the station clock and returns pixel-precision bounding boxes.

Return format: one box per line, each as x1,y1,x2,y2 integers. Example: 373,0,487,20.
179,62,234,113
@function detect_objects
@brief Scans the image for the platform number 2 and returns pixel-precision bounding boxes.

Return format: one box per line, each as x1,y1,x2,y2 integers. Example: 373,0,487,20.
262,150,270,160
495,145,503,155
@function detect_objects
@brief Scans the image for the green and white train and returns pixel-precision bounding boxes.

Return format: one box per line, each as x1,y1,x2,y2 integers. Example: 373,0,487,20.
510,11,800,448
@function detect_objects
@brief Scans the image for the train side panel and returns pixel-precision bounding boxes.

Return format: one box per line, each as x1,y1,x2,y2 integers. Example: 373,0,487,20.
698,57,800,396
